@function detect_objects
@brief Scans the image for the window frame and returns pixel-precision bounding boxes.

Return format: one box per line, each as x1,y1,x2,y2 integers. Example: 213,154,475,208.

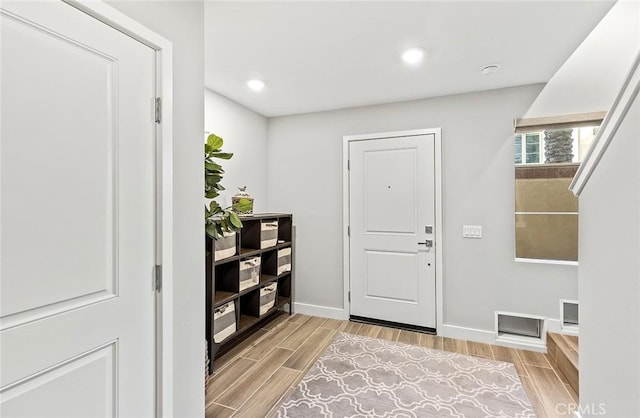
514,132,544,165
514,132,582,265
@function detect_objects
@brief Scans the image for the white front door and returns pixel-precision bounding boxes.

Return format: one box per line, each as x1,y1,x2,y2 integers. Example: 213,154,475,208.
348,132,437,329
1,2,156,417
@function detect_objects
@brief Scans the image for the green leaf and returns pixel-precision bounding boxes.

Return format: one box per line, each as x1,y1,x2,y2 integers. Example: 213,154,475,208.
206,224,220,239
205,161,222,171
229,211,242,228
205,164,224,173
206,176,223,186
205,190,219,199
208,201,222,215
207,134,223,150
232,198,253,213
206,170,224,178
211,152,233,160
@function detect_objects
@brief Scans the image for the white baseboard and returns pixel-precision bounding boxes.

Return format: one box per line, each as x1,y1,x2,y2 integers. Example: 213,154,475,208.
290,305,550,351
292,302,347,320
547,318,580,336
439,323,547,352
439,324,496,344
495,334,546,352
561,325,579,335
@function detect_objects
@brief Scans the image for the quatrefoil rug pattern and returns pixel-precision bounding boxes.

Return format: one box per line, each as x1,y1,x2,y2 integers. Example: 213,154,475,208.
276,332,535,418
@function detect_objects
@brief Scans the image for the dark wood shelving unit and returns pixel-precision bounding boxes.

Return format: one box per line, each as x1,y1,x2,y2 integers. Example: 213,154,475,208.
206,213,294,374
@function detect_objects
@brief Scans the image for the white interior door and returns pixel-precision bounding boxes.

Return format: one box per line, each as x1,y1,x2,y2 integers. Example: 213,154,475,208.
1,2,156,417
349,133,436,329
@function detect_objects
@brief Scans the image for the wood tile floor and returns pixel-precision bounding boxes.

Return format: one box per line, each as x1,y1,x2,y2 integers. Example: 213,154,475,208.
205,313,576,417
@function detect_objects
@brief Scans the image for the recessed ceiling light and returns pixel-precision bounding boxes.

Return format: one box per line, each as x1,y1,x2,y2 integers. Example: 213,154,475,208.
247,79,265,91
402,48,425,65
480,64,500,75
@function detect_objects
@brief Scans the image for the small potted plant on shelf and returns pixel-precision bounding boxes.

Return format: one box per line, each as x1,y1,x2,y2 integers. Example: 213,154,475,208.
232,186,254,215
205,133,242,260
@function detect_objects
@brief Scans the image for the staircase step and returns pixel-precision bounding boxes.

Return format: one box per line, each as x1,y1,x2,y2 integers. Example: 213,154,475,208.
547,332,579,396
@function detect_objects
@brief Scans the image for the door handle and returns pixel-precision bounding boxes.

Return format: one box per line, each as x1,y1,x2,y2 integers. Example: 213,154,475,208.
418,240,433,247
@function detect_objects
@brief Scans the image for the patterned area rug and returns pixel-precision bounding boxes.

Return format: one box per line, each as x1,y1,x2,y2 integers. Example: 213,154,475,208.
276,333,535,418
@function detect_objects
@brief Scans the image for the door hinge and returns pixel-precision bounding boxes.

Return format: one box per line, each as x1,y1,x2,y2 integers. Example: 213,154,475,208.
154,97,161,124
347,160,350,170
348,291,350,302
347,225,350,236
154,264,162,292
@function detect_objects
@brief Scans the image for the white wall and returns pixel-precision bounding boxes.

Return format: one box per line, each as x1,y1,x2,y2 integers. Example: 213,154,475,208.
105,2,205,417
205,89,268,211
267,84,580,333
578,86,640,416
525,1,640,118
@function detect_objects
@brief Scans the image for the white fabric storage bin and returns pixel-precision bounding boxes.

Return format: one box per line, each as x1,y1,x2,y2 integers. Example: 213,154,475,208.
260,220,278,249
277,247,292,275
259,283,277,315
214,231,236,261
239,256,260,291
213,301,236,343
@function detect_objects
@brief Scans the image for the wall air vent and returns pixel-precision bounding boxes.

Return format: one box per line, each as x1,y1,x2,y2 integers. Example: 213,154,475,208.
496,312,544,339
561,299,579,328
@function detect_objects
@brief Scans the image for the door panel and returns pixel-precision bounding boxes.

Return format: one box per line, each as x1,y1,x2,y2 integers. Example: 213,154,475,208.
1,343,116,418
1,2,156,416
364,148,417,234
364,250,418,302
1,11,117,319
349,134,436,328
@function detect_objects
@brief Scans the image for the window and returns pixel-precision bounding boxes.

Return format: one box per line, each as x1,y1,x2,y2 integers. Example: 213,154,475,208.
514,126,598,263
514,133,543,164
514,127,598,165
525,133,542,163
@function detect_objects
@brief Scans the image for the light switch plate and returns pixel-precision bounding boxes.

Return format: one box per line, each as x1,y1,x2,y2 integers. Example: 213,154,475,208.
463,225,482,238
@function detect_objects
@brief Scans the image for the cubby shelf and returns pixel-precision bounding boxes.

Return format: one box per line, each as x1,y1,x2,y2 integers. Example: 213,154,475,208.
260,274,278,284
213,291,236,307
238,315,259,330
206,213,294,374
277,297,289,308
238,248,261,258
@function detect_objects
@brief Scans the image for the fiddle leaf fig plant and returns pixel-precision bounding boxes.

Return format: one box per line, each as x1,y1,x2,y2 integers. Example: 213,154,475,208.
205,133,242,239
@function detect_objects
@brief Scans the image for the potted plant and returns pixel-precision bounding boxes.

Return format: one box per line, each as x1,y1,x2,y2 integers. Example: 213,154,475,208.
205,133,242,240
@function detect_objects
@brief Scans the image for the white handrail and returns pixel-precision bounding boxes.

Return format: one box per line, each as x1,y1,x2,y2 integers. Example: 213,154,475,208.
570,51,640,196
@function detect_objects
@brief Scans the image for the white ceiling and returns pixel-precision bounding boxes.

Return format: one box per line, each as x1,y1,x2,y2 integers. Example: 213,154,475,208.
204,1,614,118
